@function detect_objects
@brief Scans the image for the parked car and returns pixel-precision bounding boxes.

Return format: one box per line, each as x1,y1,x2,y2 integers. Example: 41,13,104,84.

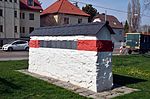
2,40,29,51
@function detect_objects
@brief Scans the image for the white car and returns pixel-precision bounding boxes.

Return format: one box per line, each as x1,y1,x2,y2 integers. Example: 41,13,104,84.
2,40,29,51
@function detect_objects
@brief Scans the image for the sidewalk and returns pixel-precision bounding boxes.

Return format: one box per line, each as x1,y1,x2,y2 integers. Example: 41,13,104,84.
0,57,28,61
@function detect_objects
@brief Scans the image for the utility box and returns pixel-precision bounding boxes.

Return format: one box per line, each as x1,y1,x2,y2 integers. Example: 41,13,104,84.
28,22,114,92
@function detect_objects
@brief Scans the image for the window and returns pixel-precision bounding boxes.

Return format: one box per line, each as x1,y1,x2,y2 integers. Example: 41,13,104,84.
5,0,7,2
22,13,25,19
14,0,17,3
20,27,25,33
13,41,26,45
22,27,25,33
20,27,21,33
14,11,17,18
0,9,2,16
64,17,69,24
29,27,34,33
29,13,34,20
14,26,17,33
0,0,2,1
20,13,25,19
28,0,33,6
9,0,12,2
78,18,82,24
20,13,21,19
0,25,3,32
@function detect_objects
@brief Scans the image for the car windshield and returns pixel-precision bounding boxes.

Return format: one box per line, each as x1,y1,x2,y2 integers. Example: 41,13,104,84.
7,41,15,44
7,40,27,44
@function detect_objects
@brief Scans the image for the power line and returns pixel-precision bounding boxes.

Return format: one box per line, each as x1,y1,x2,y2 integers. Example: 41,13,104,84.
70,0,150,18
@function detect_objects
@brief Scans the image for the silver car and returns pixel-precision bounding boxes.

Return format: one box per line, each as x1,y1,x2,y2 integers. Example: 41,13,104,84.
2,40,29,51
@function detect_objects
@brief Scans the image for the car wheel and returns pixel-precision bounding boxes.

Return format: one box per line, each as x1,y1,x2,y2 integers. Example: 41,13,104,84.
128,50,132,54
25,47,29,51
8,47,13,51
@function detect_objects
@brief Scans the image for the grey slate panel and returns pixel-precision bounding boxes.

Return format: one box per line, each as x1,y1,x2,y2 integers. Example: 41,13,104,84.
30,22,114,36
39,40,77,49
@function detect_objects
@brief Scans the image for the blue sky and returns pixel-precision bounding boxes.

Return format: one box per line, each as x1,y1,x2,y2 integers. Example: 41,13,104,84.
39,0,149,25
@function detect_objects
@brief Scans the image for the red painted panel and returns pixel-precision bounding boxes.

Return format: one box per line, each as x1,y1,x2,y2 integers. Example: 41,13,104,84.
77,40,97,51
29,40,40,48
77,40,113,52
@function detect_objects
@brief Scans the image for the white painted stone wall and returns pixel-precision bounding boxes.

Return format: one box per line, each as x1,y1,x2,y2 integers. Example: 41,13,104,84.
29,48,98,91
29,35,113,92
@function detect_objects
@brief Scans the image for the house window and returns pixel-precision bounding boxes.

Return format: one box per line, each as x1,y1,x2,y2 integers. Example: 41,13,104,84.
5,0,7,2
20,27,25,33
14,26,17,33
29,27,34,33
64,17,69,24
22,13,25,19
0,25,3,32
28,0,34,6
20,27,21,33
20,12,25,19
22,27,25,33
29,13,34,20
14,0,17,3
78,18,82,24
0,9,2,16
20,13,21,19
14,11,17,18
9,0,12,2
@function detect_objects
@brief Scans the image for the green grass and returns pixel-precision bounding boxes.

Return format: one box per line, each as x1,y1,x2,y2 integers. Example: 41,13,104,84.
113,55,150,99
0,60,88,99
0,55,150,99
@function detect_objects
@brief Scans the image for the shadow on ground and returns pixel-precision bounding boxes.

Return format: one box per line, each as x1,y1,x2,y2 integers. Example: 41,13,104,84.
113,74,147,88
0,77,20,94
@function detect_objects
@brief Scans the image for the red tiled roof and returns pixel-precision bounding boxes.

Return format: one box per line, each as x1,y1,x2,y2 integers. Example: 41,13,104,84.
41,0,90,17
94,14,123,29
20,0,43,11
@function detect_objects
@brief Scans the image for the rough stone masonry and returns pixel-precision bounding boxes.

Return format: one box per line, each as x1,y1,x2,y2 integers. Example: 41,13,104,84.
28,22,115,92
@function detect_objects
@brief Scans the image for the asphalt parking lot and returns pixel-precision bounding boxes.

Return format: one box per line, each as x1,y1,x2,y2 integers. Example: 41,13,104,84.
0,50,29,61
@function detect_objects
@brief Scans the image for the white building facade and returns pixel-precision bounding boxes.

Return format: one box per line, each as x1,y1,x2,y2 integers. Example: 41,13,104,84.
0,0,20,46
0,0,42,46
20,0,42,38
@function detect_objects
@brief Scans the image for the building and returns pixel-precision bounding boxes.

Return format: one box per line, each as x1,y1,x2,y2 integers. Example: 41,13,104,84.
0,0,20,46
93,14,124,42
0,0,42,46
20,0,42,38
40,0,90,27
29,22,114,92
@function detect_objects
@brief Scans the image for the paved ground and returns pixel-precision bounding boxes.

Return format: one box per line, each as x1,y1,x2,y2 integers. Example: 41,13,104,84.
0,50,29,61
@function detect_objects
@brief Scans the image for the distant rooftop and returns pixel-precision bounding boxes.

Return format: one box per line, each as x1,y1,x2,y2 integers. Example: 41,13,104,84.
20,0,42,11
94,14,123,29
41,0,90,17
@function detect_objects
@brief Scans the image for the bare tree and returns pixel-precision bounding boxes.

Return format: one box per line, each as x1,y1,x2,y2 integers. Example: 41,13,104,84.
127,1,132,32
127,0,141,32
132,0,140,32
144,0,150,10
